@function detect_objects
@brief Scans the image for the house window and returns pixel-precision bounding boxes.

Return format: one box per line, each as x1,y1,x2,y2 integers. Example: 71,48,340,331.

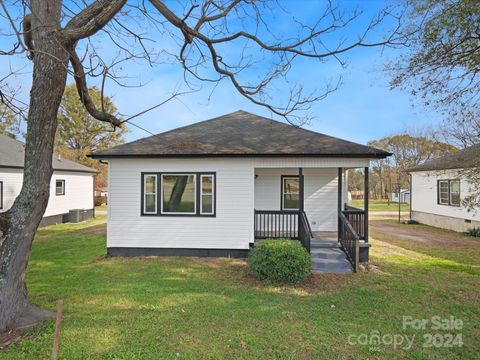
144,175,157,214
141,172,216,216
55,180,65,196
438,180,449,205
201,175,214,215
438,179,460,206
162,174,196,214
0,181,3,209
450,180,461,206
282,176,299,210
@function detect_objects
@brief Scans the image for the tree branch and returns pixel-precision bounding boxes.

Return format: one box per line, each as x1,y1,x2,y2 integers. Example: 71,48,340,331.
63,0,127,41
69,48,122,127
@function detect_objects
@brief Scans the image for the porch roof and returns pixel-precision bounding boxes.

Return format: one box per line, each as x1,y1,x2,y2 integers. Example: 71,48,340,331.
90,110,390,159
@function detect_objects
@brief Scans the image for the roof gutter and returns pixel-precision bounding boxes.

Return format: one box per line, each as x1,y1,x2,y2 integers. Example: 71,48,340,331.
88,152,392,160
0,164,98,174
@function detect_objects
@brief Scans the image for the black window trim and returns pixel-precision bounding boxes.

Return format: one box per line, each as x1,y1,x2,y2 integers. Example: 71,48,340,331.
281,175,300,211
143,174,158,214
437,179,461,207
55,179,65,196
141,172,216,217
0,181,3,210
200,174,215,215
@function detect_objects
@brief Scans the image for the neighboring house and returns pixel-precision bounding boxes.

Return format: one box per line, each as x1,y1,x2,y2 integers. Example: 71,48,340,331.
0,134,97,226
350,190,364,200
391,189,410,204
408,144,480,232
95,187,108,197
91,111,389,271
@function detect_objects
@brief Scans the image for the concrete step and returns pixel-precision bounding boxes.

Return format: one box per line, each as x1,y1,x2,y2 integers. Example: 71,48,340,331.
313,267,352,274
310,240,340,248
310,247,346,260
311,248,353,273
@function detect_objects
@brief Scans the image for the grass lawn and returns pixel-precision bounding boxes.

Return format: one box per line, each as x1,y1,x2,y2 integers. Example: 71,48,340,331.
95,204,107,212
349,199,410,212
1,217,479,359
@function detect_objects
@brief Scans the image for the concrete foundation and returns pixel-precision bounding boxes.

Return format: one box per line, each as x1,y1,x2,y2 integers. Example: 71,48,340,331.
411,210,480,233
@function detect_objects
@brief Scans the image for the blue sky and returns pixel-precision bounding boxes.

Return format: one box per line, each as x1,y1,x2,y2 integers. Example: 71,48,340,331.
0,0,441,145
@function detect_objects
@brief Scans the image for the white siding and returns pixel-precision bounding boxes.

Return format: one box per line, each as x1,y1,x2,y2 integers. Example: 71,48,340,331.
107,158,255,249
411,170,479,222
45,172,94,216
254,168,338,231
0,168,23,211
0,168,94,216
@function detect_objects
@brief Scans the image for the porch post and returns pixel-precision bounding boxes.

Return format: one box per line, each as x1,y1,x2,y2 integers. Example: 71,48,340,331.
338,167,342,239
364,167,369,242
298,167,304,212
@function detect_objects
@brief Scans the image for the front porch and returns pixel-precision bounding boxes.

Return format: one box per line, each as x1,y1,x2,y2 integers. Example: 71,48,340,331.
253,166,370,273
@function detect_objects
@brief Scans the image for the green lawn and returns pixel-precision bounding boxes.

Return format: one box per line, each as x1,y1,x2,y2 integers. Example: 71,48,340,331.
1,217,478,359
349,199,410,212
95,204,107,212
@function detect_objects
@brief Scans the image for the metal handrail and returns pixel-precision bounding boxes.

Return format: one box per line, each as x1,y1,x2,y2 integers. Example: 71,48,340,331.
338,212,360,272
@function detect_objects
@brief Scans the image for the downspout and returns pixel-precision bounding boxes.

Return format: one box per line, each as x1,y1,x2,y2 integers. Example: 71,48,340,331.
409,172,412,220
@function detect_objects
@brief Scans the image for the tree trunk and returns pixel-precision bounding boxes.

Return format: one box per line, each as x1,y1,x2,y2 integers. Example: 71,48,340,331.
0,0,69,332
167,176,189,212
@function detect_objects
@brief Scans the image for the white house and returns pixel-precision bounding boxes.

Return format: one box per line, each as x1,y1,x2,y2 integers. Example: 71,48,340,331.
409,144,480,232
0,134,97,226
91,111,390,272
391,189,410,203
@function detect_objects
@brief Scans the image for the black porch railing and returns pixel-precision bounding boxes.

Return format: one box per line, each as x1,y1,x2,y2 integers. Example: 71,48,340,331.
343,204,366,241
254,210,312,252
338,212,360,272
299,211,312,252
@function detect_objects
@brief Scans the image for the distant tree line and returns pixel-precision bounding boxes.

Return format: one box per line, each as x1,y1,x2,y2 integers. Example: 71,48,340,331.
349,132,457,201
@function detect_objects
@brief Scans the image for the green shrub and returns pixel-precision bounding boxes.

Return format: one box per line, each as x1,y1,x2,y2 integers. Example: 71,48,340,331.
247,239,311,284
466,227,480,237
94,196,107,206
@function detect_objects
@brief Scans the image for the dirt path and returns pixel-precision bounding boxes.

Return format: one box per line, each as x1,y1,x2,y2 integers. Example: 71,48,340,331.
369,211,409,220
370,220,478,248
80,223,107,236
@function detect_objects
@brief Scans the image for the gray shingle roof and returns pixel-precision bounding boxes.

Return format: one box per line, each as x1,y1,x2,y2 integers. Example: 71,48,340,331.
0,134,97,173
408,143,480,172
91,110,390,159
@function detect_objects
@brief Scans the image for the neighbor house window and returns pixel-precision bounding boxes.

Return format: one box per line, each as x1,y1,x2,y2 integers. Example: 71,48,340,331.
55,180,65,196
143,175,157,214
282,176,299,210
438,180,449,205
141,172,215,216
449,180,461,206
438,179,460,206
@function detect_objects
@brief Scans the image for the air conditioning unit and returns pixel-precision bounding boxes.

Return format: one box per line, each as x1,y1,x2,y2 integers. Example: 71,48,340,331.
69,209,84,223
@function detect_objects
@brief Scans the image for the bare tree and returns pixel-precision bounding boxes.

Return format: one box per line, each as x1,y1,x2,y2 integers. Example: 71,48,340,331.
0,0,402,332
368,132,457,199
389,0,480,114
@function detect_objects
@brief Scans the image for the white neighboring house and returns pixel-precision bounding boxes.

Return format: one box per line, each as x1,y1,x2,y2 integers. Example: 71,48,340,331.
91,110,389,267
409,144,480,232
0,134,97,226
391,189,410,203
